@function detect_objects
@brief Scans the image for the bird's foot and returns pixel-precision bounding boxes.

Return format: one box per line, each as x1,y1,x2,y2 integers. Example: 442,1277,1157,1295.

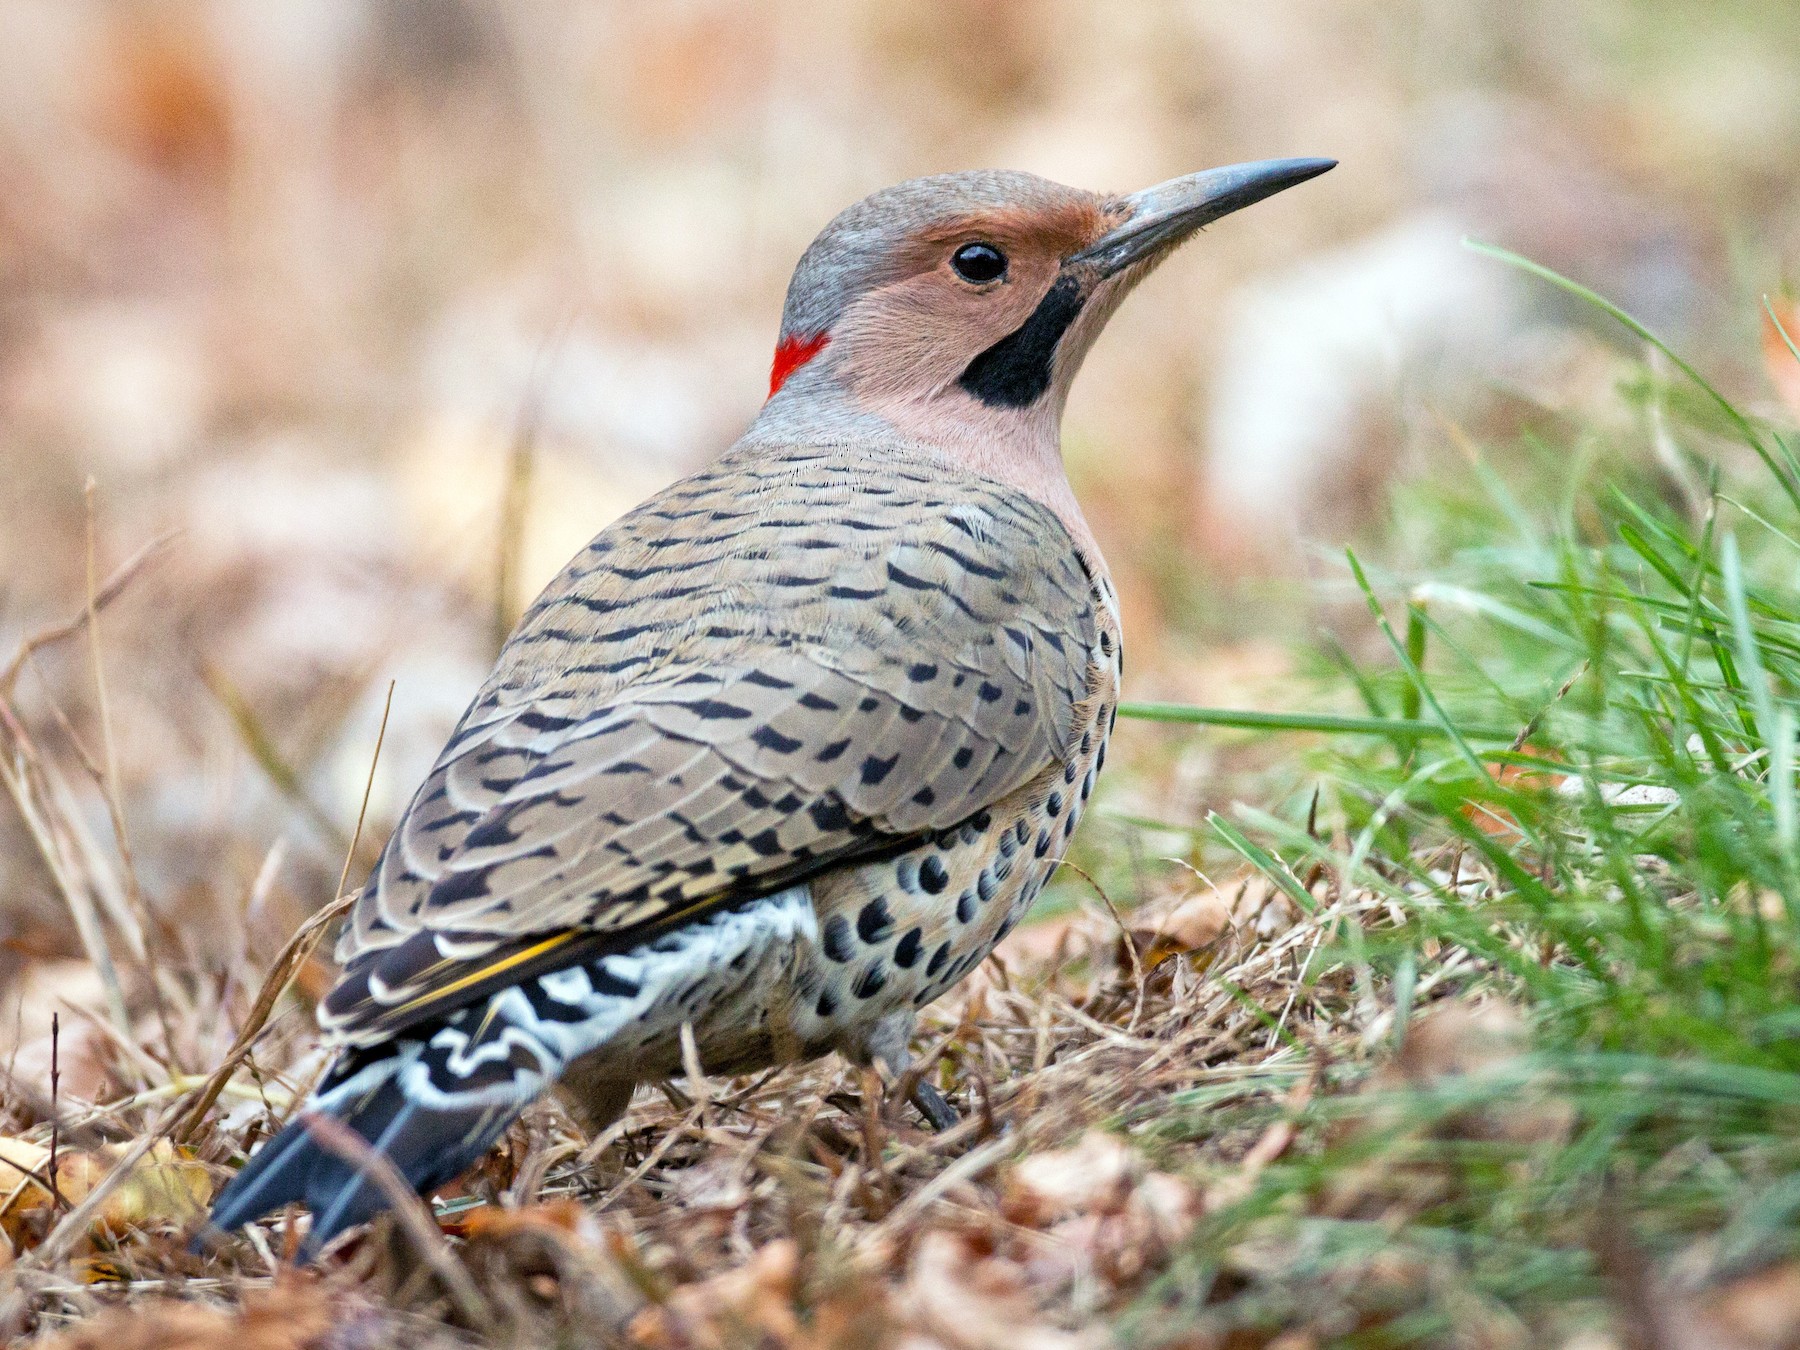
909,1079,960,1132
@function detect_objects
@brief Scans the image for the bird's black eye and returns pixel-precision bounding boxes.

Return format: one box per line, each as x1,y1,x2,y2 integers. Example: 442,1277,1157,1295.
951,242,1007,284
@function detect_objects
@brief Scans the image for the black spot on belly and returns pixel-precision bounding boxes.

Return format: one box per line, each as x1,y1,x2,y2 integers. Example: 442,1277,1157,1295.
823,915,855,962
857,897,894,943
894,927,923,967
816,989,838,1017
853,964,888,999
956,890,977,923
977,869,998,903
919,855,949,894
926,941,951,976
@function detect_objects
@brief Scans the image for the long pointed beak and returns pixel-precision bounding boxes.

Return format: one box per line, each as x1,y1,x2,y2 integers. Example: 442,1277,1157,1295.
1069,157,1336,277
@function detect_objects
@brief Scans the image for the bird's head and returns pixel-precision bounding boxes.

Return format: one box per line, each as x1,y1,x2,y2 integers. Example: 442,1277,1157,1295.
753,159,1335,492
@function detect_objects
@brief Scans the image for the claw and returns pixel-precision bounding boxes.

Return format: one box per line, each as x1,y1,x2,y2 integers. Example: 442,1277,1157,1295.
910,1079,960,1132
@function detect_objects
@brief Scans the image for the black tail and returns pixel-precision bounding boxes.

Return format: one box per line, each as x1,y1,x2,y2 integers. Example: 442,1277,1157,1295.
204,909,727,1251
205,1043,521,1253
205,977,592,1252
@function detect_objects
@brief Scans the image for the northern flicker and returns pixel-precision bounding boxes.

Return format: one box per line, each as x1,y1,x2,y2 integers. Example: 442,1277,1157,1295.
206,157,1334,1249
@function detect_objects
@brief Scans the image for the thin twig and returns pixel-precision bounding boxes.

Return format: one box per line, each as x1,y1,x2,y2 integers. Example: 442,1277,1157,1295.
1512,659,1590,754
48,1013,61,1215
589,1104,705,1214
1057,859,1146,1031
0,697,133,1038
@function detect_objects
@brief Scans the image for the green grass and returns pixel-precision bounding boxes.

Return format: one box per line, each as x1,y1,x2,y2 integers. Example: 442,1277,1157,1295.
1114,256,1800,1344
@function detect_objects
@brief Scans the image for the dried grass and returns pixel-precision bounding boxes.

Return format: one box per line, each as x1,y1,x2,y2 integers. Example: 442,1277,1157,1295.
0,642,1372,1349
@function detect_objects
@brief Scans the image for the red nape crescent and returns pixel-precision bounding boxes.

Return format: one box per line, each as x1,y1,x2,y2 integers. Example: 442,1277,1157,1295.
768,331,829,397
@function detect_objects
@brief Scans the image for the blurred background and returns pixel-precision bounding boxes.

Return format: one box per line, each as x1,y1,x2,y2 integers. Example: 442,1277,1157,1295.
3,0,1800,1075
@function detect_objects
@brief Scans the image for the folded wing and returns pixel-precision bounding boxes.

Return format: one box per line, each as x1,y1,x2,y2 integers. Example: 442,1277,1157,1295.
321,445,1100,1045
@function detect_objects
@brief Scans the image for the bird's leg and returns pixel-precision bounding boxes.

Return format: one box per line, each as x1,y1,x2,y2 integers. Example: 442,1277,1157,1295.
554,1054,637,1140
908,1078,960,1132
843,1010,960,1132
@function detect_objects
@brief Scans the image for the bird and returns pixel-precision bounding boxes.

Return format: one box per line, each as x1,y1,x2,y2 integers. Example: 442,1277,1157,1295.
205,155,1335,1251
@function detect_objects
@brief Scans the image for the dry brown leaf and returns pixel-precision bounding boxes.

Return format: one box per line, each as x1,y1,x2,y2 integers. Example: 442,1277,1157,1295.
1002,1131,1140,1226
96,1139,214,1236
1131,889,1235,972
1464,758,1568,841
33,1275,341,1350
1003,1133,1202,1295
458,1200,645,1344
0,1136,108,1252
629,1238,806,1350
902,1229,1101,1350
0,1135,211,1255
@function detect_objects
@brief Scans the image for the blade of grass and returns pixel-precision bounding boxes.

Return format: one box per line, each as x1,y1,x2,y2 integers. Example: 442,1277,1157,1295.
1208,812,1316,914
1346,549,1496,787
1116,703,1516,740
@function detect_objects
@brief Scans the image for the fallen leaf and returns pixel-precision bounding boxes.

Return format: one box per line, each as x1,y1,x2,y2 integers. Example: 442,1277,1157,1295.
629,1238,806,1350
0,1137,108,1251
902,1229,1102,1350
1003,1131,1139,1226
1130,889,1235,972
458,1200,644,1344
96,1139,214,1236
32,1274,343,1350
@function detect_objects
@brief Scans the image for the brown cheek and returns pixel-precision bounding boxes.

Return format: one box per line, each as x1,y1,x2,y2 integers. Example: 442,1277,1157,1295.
833,265,1058,400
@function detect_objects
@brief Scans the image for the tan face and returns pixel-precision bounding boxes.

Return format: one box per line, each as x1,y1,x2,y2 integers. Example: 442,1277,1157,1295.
826,195,1127,405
